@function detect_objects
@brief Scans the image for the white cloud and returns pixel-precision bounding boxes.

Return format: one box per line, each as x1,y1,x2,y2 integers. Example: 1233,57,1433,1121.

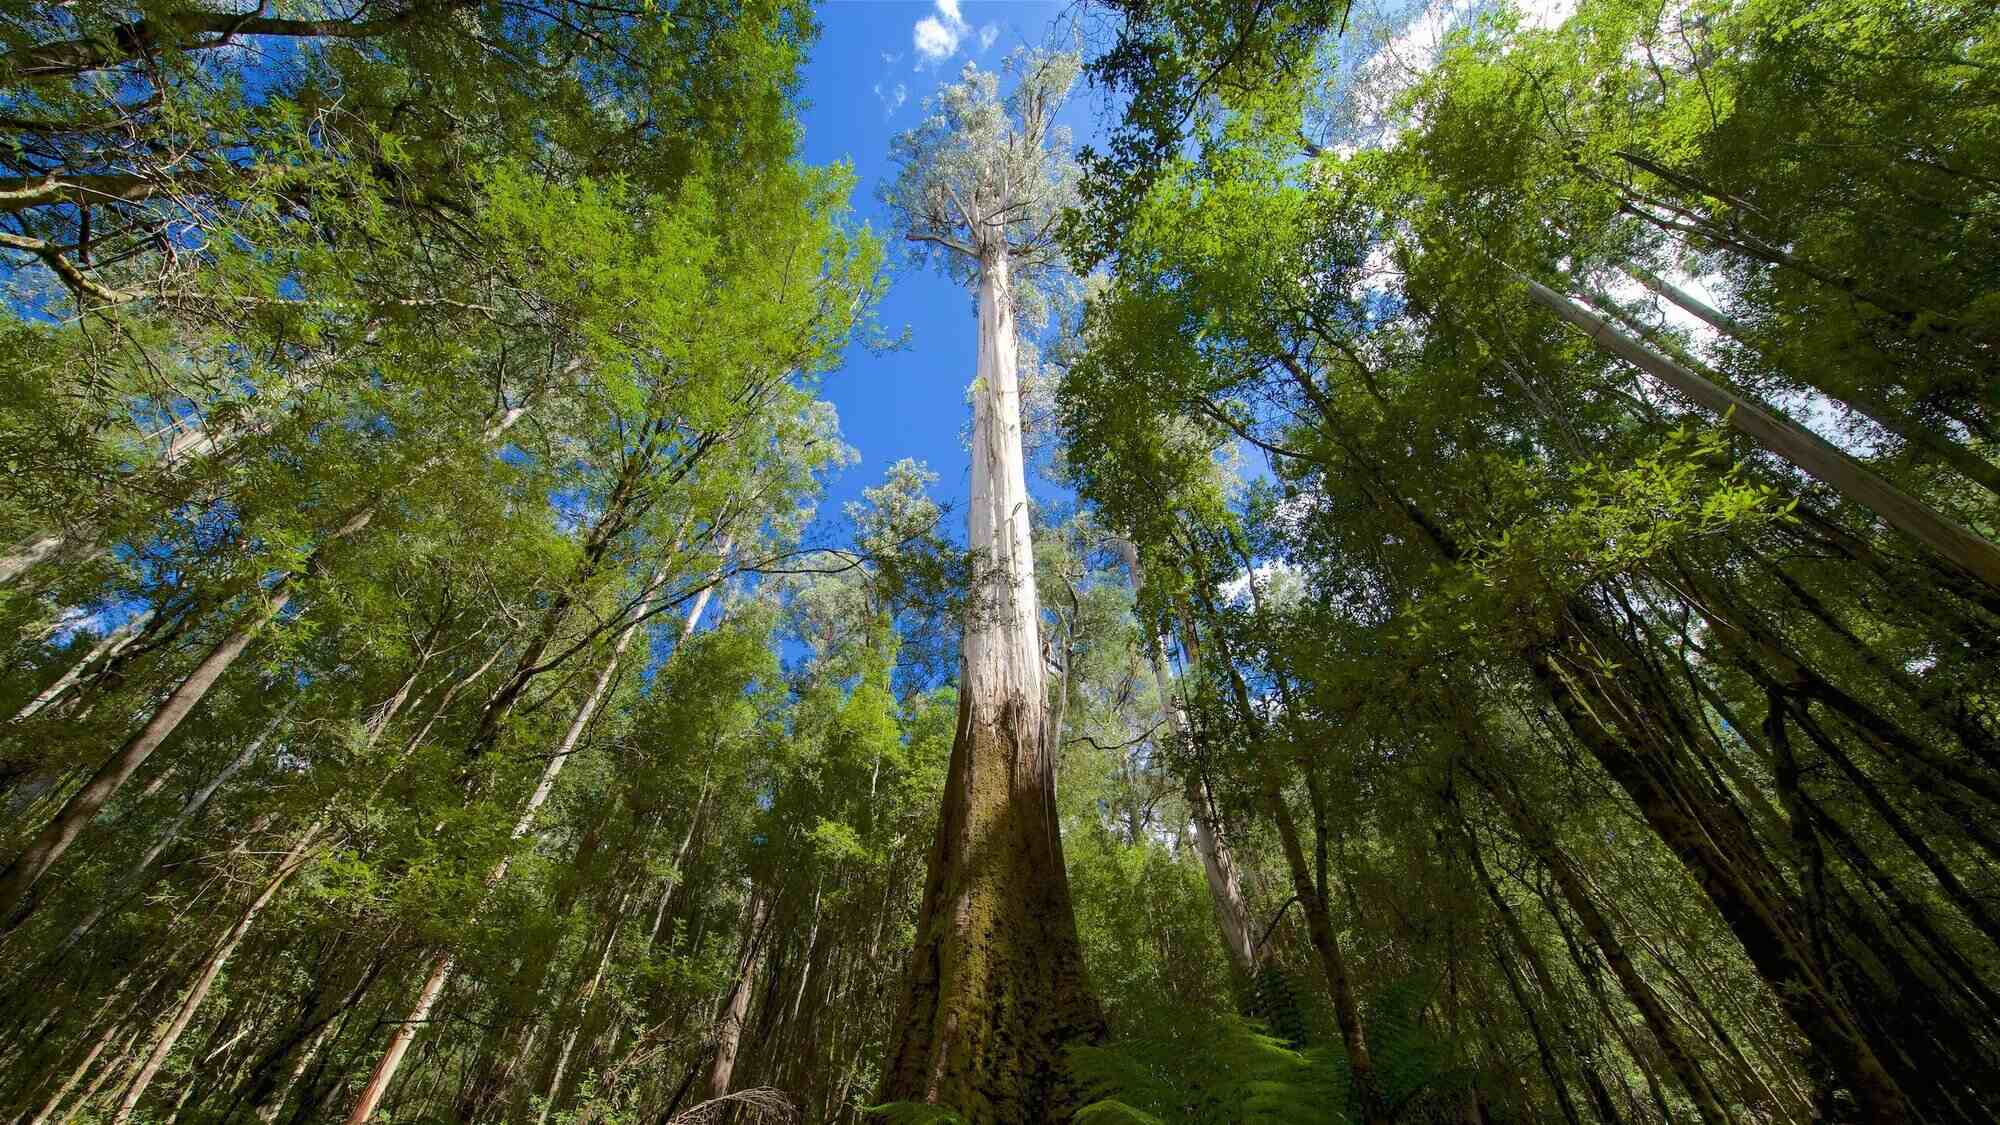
874,80,908,117
1218,560,1304,608
881,50,903,65
912,0,971,65
978,23,999,50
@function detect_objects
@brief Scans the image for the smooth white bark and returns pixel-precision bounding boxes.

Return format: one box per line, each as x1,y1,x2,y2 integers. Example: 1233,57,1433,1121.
1524,276,2000,592
110,827,322,1125
13,610,152,722
965,249,1045,728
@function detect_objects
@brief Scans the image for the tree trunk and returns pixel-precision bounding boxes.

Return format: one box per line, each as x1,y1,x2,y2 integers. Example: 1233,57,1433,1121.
1521,275,2000,593
238,950,389,1125
109,825,324,1125
701,890,769,1104
13,610,154,722
342,564,672,1125
0,401,531,924
1525,619,1912,1125
1473,768,1729,1125
0,582,295,927
55,708,283,957
23,983,141,1125
54,1024,145,1125
1180,584,1386,1125
535,889,631,1125
1608,265,2000,497
1455,801,1623,1125
1119,539,1259,980
3,522,368,929
0,533,68,586
880,248,1102,1122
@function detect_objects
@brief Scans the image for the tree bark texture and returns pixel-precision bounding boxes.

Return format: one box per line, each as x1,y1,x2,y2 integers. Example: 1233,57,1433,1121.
880,250,1103,1122
701,890,769,1103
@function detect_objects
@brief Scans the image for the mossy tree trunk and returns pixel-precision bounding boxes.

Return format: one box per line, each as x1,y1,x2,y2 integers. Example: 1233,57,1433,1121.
880,247,1104,1122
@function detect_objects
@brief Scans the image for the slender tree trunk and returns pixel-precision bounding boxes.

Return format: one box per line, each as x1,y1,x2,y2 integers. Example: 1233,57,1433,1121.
1455,801,1623,1125
14,611,154,722
0,581,296,927
700,890,768,1104
1119,539,1259,980
1522,275,2000,592
239,950,389,1125
535,889,631,1125
1526,626,1911,1124
0,328,479,591
1179,587,1386,1125
23,983,141,1125
881,247,1102,1121
0,534,68,587
1487,931,1586,1125
54,1024,145,1125
1475,770,1729,1125
55,708,283,957
342,563,675,1125
110,825,325,1125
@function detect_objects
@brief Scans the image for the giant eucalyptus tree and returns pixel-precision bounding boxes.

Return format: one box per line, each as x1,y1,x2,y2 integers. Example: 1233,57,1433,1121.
875,48,1106,1122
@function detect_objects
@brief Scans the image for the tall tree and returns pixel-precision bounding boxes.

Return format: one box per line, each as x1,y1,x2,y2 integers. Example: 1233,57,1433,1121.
876,49,1106,1121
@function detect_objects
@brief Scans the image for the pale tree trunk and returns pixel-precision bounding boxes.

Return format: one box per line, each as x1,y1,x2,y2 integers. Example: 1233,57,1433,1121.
0,582,294,928
1118,539,1258,979
22,974,144,1125
1617,261,1754,344
14,610,154,722
1523,277,2000,592
789,878,823,1024
0,533,73,586
701,890,769,1104
342,565,680,1125
882,248,1103,1121
109,826,322,1125
53,709,282,957
647,785,707,949
0,405,529,924
1180,588,1387,1125
0,413,235,588
1610,263,2000,497
0,426,222,587
55,1024,145,1125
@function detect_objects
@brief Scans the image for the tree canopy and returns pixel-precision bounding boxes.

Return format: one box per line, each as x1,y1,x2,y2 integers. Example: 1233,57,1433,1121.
2,0,1996,1123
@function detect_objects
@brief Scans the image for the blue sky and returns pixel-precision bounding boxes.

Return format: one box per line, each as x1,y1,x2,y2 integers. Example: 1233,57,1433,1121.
794,0,1072,531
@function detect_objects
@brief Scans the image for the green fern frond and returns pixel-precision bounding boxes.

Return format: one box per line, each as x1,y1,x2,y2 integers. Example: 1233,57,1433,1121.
1074,1099,1171,1125
1362,974,1481,1114
1071,1012,1354,1124
862,1102,966,1125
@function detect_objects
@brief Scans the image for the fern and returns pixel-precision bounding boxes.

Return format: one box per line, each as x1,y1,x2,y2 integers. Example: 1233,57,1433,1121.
1363,975,1481,1119
862,1102,966,1125
1249,963,1313,1049
1074,1099,1171,1125
1069,973,1489,1124
1070,1013,1353,1125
